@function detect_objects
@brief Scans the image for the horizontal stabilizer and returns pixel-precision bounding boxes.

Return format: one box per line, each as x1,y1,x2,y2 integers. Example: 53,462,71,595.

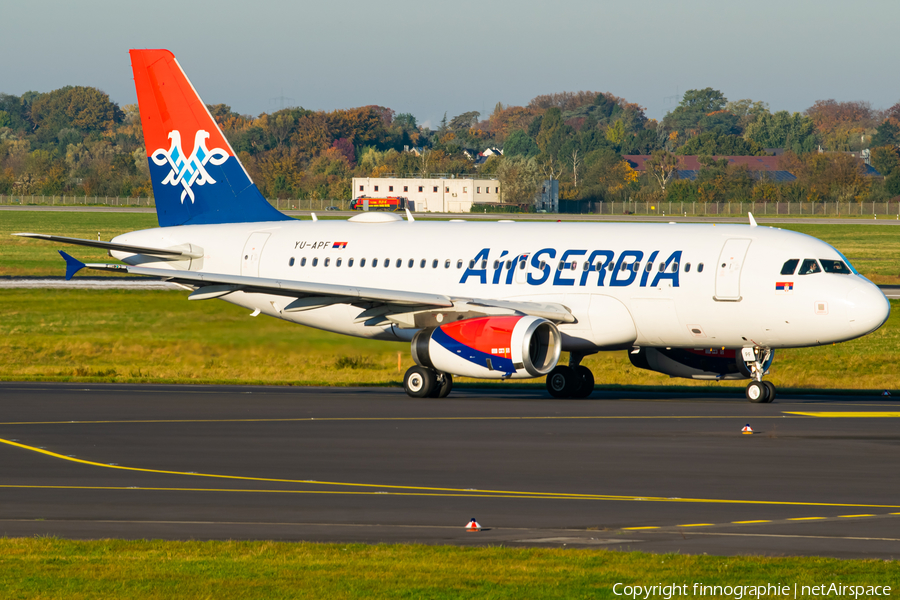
14,233,203,259
58,251,86,280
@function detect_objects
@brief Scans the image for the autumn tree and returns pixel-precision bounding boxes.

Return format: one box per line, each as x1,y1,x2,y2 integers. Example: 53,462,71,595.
30,86,123,141
643,150,680,194
675,132,767,156
744,111,817,153
496,156,542,203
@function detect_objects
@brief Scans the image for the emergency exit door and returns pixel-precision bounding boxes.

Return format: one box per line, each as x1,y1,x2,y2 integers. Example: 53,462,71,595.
241,232,271,277
714,238,751,301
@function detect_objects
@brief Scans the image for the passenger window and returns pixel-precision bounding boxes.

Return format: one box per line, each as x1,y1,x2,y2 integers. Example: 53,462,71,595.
570,261,577,271
469,260,475,269
420,259,426,268
336,258,342,267
360,258,366,267
671,262,678,272
495,260,501,270
658,262,665,272
539,261,546,270
633,262,640,273
372,258,378,267
519,259,526,270
432,259,438,268
820,259,851,274
557,261,564,271
685,263,691,272
608,261,614,272
445,259,451,269
289,257,295,267
781,259,799,275
384,258,389,268
396,258,402,268
457,260,463,269
324,257,330,267
312,258,318,267
481,260,487,269
408,259,414,268
348,258,354,267
698,263,704,273
506,260,512,269
300,257,307,267
620,262,627,272
799,259,821,275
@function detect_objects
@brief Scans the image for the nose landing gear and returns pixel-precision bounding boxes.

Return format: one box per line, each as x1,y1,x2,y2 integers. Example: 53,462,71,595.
742,347,776,403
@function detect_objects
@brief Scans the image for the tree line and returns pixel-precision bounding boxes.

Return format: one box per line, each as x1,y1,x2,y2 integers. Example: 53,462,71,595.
1,84,898,207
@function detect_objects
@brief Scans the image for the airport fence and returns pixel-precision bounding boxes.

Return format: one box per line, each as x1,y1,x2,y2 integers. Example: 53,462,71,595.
0,195,352,211
1,194,898,217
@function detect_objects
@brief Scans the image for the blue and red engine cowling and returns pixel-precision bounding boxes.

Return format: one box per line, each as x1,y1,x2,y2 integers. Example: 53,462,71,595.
411,315,561,379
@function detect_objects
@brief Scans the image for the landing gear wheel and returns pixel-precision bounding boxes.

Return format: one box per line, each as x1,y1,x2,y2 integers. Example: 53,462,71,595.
572,366,595,399
404,366,436,398
429,372,453,398
746,380,769,403
546,366,578,399
762,381,776,403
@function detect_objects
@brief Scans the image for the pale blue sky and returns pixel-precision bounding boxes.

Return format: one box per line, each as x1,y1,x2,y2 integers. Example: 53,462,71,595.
2,0,898,128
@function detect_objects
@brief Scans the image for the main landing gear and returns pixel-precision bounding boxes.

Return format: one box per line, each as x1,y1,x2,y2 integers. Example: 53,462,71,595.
546,352,595,399
403,366,453,398
743,347,776,403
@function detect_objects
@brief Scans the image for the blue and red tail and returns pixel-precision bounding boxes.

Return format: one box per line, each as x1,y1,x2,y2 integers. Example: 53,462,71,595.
130,49,290,227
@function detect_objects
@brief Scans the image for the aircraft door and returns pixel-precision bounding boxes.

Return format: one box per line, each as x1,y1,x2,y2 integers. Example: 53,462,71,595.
241,232,271,277
714,238,751,301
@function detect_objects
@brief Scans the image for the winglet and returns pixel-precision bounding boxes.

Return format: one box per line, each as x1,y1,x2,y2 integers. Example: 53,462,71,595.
748,212,758,227
405,207,415,222
59,250,86,280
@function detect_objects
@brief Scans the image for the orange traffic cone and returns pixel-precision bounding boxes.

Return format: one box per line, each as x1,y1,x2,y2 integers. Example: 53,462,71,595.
741,424,753,434
465,518,482,532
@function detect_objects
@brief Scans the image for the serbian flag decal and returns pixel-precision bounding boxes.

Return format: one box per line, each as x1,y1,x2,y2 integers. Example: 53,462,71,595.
333,242,348,249
775,282,793,294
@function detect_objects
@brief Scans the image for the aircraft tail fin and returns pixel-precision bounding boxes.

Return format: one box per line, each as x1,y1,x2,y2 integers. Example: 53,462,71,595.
130,49,290,227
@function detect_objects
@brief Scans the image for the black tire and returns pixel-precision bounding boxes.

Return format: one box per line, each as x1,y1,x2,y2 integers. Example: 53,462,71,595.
404,366,436,398
546,365,578,399
430,372,453,398
762,381,776,403
745,380,769,403
572,366,595,399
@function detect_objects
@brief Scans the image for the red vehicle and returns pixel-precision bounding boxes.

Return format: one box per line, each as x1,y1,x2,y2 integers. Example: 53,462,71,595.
351,195,413,211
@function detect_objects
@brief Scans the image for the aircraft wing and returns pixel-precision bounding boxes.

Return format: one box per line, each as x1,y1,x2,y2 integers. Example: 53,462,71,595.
67,255,574,324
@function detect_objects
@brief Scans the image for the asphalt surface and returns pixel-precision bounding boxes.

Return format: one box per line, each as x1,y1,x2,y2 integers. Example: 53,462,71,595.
1,382,898,559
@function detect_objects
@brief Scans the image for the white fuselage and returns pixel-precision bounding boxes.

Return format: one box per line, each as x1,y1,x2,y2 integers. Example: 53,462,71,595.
111,219,890,352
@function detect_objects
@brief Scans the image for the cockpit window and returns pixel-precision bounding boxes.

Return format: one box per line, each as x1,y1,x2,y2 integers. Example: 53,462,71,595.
798,258,821,275
820,259,852,274
780,259,799,275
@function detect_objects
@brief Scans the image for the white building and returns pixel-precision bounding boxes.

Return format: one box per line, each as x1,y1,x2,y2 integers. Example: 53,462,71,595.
352,177,501,213
351,176,559,213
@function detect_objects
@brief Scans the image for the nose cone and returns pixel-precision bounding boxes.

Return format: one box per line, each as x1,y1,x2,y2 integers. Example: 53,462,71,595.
847,282,890,337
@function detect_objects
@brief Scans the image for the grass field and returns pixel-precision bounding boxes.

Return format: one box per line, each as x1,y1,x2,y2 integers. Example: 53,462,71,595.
0,539,896,599
1,288,897,390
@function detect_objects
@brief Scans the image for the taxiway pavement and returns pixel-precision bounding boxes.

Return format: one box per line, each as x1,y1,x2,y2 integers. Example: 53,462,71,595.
1,382,898,559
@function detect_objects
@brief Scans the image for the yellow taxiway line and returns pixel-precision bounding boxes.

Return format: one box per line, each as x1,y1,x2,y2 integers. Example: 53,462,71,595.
3,436,900,509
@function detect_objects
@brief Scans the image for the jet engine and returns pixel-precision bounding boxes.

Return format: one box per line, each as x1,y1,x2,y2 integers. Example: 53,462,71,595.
411,315,561,379
628,347,761,380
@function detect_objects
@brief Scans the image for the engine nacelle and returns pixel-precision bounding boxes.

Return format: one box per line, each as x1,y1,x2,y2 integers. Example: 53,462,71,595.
412,315,561,379
628,347,768,380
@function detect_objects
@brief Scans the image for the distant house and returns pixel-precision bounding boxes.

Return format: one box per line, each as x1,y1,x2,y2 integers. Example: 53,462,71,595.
624,155,797,183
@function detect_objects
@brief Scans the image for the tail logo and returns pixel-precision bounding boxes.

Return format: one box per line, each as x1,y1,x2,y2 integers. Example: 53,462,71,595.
151,130,229,203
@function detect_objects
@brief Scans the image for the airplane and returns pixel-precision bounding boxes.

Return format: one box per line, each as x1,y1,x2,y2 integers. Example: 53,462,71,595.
14,49,891,403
